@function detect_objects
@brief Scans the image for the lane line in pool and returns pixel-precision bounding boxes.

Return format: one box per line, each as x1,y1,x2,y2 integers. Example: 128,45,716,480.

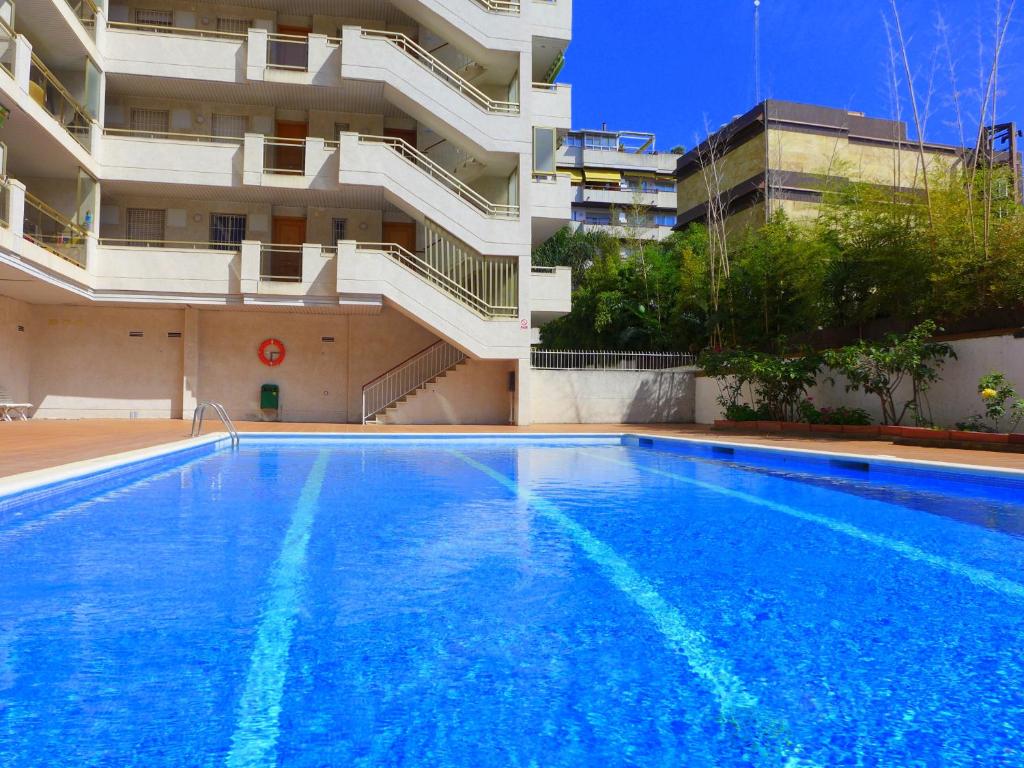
225,450,330,768
450,453,758,709
453,451,824,767
587,450,1024,602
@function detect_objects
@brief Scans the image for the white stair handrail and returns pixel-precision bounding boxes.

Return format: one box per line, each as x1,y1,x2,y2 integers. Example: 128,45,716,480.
359,29,520,114
362,340,466,423
357,135,519,219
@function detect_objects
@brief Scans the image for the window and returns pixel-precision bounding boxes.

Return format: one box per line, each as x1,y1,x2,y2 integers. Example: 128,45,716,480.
562,134,582,148
135,8,173,27
212,113,247,139
210,214,246,250
533,127,556,175
654,213,675,227
331,218,347,243
130,108,169,136
126,208,166,246
216,17,249,34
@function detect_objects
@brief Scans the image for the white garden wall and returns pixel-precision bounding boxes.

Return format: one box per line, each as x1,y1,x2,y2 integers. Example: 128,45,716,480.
530,369,696,424
695,332,1024,432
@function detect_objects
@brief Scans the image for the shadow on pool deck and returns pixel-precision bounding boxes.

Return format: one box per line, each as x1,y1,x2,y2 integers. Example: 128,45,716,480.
1,420,1023,478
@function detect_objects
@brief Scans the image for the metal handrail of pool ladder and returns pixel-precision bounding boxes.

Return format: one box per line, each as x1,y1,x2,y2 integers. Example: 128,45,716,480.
191,401,240,447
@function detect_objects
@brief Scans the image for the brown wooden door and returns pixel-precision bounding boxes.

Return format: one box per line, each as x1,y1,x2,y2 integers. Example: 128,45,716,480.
382,222,417,253
272,24,309,69
266,216,306,281
383,127,417,149
271,120,306,173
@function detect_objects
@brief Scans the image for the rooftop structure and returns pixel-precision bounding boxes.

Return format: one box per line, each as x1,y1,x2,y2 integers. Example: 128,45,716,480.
557,127,681,242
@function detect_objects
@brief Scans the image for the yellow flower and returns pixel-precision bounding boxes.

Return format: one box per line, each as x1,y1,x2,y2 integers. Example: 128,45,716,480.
981,388,998,400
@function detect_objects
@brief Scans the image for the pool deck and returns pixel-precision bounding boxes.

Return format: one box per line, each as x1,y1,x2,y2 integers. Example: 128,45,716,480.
2,420,1024,478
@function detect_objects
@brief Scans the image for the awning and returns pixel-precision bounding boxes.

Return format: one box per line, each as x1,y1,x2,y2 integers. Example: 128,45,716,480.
561,168,584,184
584,168,622,184
623,171,657,180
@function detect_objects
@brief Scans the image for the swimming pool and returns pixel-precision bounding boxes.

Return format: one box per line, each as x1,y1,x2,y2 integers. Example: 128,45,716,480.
1,435,1023,766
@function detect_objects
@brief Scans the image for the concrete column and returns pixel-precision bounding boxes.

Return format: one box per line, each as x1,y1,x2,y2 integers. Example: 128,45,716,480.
515,356,532,426
7,178,25,238
240,239,260,292
242,133,264,186
246,28,268,81
307,34,330,80
181,307,200,419
303,137,323,177
13,35,32,93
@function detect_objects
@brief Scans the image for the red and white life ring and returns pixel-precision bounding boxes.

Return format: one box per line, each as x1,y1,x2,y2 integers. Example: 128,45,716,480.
258,338,286,367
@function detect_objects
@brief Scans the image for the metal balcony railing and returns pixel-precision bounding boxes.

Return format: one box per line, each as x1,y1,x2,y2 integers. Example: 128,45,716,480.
22,191,89,267
362,339,466,423
267,32,308,70
64,0,99,30
531,350,697,371
359,29,519,115
263,137,305,174
106,20,248,41
260,243,303,281
358,135,519,219
99,237,242,251
28,54,93,149
103,127,245,144
470,0,521,13
358,240,517,319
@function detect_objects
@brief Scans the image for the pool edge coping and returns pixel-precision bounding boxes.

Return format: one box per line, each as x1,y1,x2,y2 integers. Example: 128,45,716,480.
1,430,1022,499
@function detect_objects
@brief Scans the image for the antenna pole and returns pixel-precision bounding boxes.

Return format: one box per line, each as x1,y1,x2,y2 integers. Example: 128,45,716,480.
754,0,762,104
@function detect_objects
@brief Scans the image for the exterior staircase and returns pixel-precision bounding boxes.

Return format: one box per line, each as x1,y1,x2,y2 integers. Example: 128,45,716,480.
362,340,467,423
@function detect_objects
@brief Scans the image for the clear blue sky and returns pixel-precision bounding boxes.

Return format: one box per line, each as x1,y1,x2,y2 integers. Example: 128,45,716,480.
562,0,1023,152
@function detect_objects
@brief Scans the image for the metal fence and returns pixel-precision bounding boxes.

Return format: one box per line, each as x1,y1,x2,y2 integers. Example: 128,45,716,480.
531,350,696,371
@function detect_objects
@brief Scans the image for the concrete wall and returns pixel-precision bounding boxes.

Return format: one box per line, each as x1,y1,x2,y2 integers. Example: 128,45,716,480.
383,359,515,425
694,333,1024,432
0,295,31,404
530,369,695,424
29,305,186,418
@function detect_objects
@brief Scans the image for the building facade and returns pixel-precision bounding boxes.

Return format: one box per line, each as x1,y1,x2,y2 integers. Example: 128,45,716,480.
675,100,965,234
557,128,679,242
0,0,573,424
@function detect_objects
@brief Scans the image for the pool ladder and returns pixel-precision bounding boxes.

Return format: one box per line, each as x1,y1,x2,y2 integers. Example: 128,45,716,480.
191,401,240,447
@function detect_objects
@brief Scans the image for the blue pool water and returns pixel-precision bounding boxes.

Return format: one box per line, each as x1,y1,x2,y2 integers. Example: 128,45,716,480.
2,436,1024,767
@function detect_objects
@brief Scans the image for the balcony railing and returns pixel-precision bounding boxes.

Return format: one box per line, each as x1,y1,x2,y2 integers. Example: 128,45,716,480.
263,136,306,174
28,54,93,149
357,241,517,319
22,191,89,267
64,0,99,30
106,20,249,41
531,350,697,371
99,237,242,251
267,32,308,70
0,19,15,77
260,243,303,281
360,29,519,115
470,0,520,13
103,127,245,144
359,135,519,219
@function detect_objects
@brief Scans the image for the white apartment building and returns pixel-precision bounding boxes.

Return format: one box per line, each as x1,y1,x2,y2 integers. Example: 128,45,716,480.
0,0,573,424
557,127,679,242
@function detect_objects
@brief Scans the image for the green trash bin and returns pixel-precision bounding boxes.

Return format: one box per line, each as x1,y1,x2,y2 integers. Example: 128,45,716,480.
260,383,280,410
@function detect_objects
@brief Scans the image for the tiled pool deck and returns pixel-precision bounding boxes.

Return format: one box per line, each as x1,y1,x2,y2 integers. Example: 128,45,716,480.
2,420,1023,478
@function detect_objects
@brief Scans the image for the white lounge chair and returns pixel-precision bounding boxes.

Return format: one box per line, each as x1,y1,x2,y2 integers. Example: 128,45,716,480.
0,389,32,421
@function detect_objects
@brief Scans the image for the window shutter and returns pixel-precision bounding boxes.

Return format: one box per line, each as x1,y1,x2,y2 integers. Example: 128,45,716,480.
126,208,166,246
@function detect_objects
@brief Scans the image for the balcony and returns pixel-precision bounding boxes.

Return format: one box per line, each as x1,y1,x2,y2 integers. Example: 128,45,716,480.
531,172,572,242
247,29,342,86
93,239,241,295
245,134,338,189
240,241,337,299
105,21,246,82
22,191,89,268
102,128,242,186
529,265,571,324
531,82,571,129
27,55,93,150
